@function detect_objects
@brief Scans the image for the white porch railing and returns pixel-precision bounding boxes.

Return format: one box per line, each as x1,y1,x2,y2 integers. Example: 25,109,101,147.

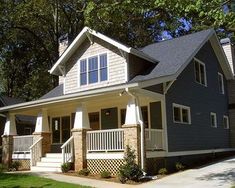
13,135,33,153
29,137,43,166
145,129,163,151
61,136,74,164
87,129,124,152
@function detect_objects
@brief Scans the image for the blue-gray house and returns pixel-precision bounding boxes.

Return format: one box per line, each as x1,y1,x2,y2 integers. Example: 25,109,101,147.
0,27,234,174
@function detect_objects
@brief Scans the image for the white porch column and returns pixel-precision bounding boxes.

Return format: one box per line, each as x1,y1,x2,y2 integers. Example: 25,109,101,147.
123,95,145,170
72,103,90,171
125,97,143,125
73,103,90,129
2,113,16,167
34,109,49,133
33,108,51,156
3,113,17,136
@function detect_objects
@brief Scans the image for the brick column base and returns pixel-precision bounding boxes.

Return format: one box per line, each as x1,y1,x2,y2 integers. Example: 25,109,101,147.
33,132,51,156
72,129,88,171
122,124,142,166
2,135,14,168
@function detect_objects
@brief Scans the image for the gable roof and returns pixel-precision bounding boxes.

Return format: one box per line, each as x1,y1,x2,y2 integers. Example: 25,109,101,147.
40,84,64,100
0,96,24,106
130,29,233,83
50,27,157,76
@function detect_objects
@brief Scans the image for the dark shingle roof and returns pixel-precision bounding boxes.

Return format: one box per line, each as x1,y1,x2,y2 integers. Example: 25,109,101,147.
130,29,214,82
40,84,64,99
0,96,24,106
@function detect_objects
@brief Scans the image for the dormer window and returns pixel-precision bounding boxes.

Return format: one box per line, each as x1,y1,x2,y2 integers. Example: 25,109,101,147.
80,53,108,86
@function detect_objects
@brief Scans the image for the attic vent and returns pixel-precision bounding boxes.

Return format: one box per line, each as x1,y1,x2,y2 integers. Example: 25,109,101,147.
59,34,69,56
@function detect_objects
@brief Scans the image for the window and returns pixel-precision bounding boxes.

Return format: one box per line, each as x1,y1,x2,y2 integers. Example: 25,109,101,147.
194,59,207,86
173,103,191,124
79,53,108,86
223,115,229,129
218,73,224,94
210,112,217,128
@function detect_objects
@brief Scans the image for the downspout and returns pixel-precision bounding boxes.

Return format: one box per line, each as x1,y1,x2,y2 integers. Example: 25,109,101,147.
125,88,145,170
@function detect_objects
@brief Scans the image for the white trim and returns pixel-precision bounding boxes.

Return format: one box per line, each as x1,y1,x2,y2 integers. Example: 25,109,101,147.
12,153,30,159
223,115,229,129
86,152,124,160
147,148,235,158
210,112,217,128
172,103,191,125
161,97,168,152
50,27,157,75
166,148,235,157
218,72,225,94
194,58,207,87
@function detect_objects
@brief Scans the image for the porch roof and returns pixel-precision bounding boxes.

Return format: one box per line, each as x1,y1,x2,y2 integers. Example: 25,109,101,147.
0,82,139,114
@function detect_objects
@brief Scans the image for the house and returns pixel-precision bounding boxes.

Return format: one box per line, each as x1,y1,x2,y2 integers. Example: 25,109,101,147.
0,27,234,174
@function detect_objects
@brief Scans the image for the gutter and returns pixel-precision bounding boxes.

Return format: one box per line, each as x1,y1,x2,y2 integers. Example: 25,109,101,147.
0,113,6,118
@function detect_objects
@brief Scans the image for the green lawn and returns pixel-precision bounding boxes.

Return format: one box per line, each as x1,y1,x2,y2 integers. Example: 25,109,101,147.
0,173,90,188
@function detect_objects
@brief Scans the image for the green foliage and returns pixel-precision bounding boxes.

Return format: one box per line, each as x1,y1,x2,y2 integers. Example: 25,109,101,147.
78,168,90,176
100,170,111,178
158,168,168,175
0,0,234,101
118,145,143,184
175,162,185,171
61,162,71,173
10,161,21,171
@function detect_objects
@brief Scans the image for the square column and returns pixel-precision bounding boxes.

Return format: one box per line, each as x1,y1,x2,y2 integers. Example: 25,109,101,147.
2,113,17,167
72,103,90,171
122,96,145,169
33,109,51,156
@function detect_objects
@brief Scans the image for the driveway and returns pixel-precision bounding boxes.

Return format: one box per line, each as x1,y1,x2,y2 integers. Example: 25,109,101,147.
142,156,235,188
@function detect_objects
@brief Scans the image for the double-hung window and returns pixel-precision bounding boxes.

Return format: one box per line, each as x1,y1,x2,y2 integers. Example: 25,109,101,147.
173,103,191,124
80,53,108,86
218,73,224,94
194,59,207,86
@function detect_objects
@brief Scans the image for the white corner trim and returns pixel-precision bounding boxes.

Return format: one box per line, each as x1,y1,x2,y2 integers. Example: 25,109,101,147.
166,148,235,157
87,152,124,160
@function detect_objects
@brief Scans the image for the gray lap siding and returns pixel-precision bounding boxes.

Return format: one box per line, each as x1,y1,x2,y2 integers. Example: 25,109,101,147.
166,42,230,152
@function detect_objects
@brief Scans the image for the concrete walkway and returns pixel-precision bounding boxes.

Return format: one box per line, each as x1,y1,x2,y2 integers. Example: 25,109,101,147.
23,156,235,188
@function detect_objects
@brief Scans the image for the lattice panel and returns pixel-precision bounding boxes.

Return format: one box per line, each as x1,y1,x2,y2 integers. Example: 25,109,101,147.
87,159,124,175
12,159,30,170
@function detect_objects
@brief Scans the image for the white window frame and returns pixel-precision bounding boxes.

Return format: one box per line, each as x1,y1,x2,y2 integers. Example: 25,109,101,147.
218,72,225,94
223,115,229,129
210,112,217,128
173,103,191,124
78,53,108,87
194,58,207,87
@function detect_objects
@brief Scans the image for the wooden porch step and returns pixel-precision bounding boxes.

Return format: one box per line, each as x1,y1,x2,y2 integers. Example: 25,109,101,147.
36,161,61,168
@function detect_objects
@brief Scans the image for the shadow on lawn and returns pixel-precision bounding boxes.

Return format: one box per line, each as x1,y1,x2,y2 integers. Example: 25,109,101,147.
0,173,53,188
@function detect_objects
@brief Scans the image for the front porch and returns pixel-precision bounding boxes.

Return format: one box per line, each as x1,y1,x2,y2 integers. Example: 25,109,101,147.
2,88,167,173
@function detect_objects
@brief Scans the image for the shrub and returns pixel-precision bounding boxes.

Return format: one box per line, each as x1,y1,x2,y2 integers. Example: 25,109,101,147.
100,171,111,178
158,168,168,175
175,162,185,171
78,168,90,176
118,145,143,184
61,162,71,173
10,161,21,171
